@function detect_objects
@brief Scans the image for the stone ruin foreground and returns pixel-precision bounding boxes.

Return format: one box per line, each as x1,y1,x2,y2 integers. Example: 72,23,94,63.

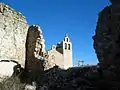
0,3,47,77
0,3,28,66
93,0,120,71
0,3,73,78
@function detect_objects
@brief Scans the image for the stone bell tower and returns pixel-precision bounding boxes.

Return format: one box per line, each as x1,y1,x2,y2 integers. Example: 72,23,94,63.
62,34,73,69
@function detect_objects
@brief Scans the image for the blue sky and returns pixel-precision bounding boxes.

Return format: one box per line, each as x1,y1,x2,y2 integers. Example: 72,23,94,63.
1,0,110,66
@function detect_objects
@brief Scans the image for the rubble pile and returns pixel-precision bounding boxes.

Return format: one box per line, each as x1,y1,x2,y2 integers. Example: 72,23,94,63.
36,66,100,90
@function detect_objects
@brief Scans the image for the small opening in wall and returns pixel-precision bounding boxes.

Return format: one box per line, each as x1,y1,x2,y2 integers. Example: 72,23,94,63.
65,43,67,49
64,38,65,41
67,38,69,42
68,44,70,50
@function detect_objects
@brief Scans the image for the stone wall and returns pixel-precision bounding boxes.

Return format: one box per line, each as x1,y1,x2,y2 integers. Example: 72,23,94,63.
93,0,120,69
25,25,44,73
0,3,29,66
47,48,64,69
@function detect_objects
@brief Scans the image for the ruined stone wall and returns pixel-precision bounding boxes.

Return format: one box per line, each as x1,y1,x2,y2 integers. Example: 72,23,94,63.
0,3,29,66
25,25,45,73
93,0,120,68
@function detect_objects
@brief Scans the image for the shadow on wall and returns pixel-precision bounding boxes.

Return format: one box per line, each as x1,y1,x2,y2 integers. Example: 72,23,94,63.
24,25,45,83
0,25,46,83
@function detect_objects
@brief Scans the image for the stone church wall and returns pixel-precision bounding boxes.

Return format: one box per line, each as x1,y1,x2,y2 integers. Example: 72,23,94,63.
48,49,64,69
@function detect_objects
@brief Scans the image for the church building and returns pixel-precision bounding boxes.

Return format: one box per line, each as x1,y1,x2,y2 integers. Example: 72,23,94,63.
37,26,73,69
47,34,73,69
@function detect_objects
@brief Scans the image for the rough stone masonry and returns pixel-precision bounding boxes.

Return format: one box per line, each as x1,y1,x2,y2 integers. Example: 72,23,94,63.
0,3,73,77
93,0,120,69
0,3,29,66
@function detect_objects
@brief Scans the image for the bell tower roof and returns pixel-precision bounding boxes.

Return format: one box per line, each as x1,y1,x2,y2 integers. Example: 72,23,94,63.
65,33,68,37
65,33,69,38
64,33,71,42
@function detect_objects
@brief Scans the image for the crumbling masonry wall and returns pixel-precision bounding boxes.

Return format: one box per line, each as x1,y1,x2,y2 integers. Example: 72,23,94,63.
93,0,120,69
25,25,45,73
0,3,29,66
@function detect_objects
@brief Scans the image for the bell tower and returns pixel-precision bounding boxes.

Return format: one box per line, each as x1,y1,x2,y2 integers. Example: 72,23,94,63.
62,34,73,69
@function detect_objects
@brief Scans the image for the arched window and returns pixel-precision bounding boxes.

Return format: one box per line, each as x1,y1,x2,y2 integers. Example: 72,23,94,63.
67,38,69,42
65,43,67,49
68,44,70,50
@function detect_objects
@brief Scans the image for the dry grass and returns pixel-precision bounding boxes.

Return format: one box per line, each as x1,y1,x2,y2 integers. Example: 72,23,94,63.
0,76,26,90
0,71,26,90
